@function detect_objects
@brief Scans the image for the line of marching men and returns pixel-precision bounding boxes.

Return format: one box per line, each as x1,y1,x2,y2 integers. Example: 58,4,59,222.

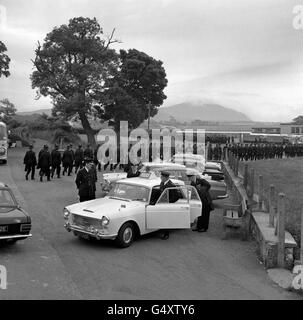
23,143,96,182
228,143,303,161
207,143,303,161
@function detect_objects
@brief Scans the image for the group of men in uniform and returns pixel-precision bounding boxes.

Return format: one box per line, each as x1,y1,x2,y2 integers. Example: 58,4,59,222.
227,143,303,161
23,143,96,182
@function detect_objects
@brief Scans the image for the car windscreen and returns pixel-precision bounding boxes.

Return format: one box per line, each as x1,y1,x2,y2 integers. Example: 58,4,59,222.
0,189,17,208
108,183,150,202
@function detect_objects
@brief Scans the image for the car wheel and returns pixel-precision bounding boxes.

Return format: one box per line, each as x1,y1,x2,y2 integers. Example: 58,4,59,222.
116,222,135,248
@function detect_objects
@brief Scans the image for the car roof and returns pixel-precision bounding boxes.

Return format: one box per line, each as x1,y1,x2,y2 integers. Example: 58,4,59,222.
0,182,8,188
142,162,186,170
116,177,182,188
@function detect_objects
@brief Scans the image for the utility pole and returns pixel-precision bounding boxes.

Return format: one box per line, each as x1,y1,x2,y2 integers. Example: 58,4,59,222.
147,102,151,132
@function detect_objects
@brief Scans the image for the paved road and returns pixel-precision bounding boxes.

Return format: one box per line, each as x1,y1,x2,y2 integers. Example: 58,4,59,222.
0,146,300,299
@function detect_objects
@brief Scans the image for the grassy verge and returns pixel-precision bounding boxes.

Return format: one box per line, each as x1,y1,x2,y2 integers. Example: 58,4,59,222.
239,158,303,246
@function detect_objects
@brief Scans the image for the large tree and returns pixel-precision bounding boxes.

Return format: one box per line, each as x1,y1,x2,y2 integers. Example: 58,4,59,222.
102,49,167,132
0,41,10,78
31,17,119,147
0,98,17,122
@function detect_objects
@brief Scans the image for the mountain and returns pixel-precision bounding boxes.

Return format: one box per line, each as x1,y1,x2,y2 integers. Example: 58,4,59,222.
154,102,251,122
17,109,52,116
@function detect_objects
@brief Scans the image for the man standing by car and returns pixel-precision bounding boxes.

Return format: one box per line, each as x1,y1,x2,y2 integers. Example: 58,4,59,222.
51,144,61,179
158,171,179,240
23,145,37,180
195,178,214,232
75,157,97,202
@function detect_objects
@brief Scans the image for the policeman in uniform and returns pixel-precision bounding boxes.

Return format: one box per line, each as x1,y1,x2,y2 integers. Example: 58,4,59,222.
23,145,37,180
75,157,97,202
62,145,74,176
51,144,62,179
37,145,51,182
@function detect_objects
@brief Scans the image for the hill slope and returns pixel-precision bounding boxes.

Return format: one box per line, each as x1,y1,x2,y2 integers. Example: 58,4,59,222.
154,102,251,122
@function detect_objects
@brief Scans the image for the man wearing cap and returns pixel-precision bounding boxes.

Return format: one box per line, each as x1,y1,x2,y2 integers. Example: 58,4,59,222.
158,171,180,240
23,145,37,180
51,144,62,179
75,157,97,202
37,145,51,182
62,145,74,176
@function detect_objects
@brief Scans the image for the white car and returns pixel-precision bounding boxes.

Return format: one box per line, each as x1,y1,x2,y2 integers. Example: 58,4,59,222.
64,174,202,248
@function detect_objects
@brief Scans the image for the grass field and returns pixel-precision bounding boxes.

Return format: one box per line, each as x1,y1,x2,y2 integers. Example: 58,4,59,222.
239,157,303,246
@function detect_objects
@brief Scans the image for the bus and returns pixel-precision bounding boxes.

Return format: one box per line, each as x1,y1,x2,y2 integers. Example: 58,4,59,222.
0,121,8,164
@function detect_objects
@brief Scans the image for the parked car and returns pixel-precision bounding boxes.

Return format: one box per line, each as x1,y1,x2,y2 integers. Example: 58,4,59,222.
171,154,224,181
0,182,32,244
101,162,228,200
64,175,201,248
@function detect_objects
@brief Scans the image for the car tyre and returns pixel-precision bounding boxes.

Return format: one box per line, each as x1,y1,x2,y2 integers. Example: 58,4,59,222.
116,222,135,248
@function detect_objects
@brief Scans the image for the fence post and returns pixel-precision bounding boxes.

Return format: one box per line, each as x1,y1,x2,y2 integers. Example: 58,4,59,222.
277,193,286,268
225,147,228,162
269,185,275,227
243,164,248,190
235,157,239,176
258,175,263,211
250,168,255,199
301,208,303,265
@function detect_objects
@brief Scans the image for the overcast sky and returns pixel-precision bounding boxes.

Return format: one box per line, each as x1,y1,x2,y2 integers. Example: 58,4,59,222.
0,0,302,121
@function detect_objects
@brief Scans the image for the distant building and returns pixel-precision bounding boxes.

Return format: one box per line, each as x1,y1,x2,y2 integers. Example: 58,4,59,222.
280,123,303,135
252,127,281,134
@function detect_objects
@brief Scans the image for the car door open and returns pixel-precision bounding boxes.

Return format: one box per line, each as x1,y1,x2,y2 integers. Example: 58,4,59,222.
145,187,191,229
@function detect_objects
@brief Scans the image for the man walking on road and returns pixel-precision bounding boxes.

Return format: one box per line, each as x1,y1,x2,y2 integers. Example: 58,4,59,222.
75,157,97,202
37,145,51,182
62,145,74,176
23,145,37,180
51,144,62,179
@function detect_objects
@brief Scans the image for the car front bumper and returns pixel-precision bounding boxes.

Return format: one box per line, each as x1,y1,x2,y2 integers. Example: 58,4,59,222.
0,233,32,240
64,223,117,240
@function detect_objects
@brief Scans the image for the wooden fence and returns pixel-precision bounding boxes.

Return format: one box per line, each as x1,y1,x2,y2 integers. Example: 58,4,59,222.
226,152,303,267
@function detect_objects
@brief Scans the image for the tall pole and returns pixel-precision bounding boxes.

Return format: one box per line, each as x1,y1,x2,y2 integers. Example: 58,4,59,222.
147,102,151,133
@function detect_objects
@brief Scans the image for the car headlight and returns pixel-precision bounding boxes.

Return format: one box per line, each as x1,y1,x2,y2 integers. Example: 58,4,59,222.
63,208,71,219
101,216,110,226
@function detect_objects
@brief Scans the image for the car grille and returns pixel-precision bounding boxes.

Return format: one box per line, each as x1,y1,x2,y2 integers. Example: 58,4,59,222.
0,223,30,236
72,214,101,229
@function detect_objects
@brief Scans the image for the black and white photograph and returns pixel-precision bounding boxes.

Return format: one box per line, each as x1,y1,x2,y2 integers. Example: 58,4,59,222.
1,0,303,306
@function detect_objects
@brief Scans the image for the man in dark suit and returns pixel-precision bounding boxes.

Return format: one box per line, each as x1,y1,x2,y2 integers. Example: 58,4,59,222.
187,174,212,232
75,157,96,202
158,171,179,240
37,145,51,182
195,178,214,232
51,144,62,178
62,145,74,176
23,145,37,180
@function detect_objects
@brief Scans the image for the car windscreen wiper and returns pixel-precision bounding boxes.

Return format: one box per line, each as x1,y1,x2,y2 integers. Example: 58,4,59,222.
108,196,131,202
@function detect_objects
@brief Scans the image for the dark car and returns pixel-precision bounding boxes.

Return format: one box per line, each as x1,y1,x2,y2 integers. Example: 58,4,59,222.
0,182,32,244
